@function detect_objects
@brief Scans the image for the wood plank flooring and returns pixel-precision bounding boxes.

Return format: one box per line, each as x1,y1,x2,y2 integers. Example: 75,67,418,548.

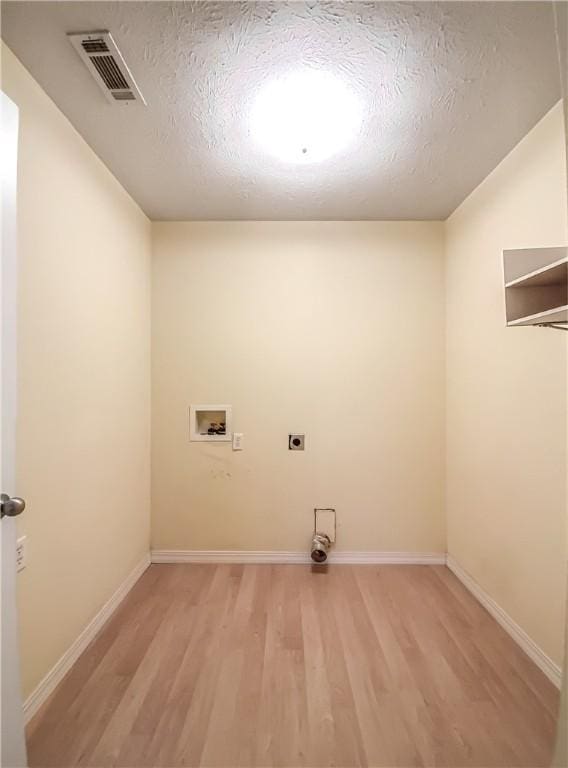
27,564,559,767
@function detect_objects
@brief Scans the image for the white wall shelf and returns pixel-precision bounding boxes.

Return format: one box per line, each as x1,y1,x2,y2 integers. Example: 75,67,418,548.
503,247,567,328
505,257,567,289
507,305,568,327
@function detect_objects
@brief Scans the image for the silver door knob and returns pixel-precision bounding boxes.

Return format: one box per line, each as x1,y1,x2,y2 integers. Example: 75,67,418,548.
0,493,26,518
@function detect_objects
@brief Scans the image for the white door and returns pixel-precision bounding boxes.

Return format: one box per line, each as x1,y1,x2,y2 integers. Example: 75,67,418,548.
0,91,27,768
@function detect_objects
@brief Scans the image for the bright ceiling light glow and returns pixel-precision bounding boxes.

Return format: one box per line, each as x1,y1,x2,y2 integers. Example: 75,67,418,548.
250,70,362,164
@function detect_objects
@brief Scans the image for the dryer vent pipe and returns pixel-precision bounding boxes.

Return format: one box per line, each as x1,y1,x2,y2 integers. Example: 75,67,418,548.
310,533,331,564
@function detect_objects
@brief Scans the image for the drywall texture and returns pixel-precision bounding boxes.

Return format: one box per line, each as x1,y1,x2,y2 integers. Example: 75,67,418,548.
0,1,562,220
152,221,445,553
1,44,152,698
446,102,568,667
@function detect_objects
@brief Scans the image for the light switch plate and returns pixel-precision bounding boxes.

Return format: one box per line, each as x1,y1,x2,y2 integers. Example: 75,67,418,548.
232,432,243,450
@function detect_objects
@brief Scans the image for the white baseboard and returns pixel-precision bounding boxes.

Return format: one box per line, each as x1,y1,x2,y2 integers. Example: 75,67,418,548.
151,549,447,565
446,555,562,689
22,549,561,727
23,553,151,724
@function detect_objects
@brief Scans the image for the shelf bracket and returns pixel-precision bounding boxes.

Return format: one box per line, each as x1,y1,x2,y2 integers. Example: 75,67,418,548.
537,323,568,331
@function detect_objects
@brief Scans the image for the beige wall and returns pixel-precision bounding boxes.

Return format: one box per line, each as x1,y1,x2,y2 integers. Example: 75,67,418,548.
1,45,152,698
446,101,568,667
2,37,567,712
151,221,445,553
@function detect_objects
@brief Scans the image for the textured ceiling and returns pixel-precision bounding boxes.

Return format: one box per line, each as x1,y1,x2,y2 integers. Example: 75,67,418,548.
0,1,563,220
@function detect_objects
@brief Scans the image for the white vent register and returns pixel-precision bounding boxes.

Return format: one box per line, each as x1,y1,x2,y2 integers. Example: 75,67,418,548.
68,31,146,105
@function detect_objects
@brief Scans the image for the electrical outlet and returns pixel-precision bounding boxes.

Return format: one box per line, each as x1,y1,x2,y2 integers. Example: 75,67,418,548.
232,432,243,450
16,535,27,572
289,434,305,451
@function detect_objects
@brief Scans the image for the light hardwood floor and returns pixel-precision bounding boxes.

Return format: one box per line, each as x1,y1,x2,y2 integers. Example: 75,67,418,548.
27,564,559,767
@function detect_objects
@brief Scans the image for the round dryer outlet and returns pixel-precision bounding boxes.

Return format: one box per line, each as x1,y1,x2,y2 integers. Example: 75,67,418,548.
288,434,305,450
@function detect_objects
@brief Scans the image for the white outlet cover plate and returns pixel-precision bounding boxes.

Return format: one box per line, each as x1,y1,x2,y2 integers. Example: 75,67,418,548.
16,535,27,572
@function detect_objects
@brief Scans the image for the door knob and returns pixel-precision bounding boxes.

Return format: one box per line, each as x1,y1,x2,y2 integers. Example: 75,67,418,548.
0,493,26,518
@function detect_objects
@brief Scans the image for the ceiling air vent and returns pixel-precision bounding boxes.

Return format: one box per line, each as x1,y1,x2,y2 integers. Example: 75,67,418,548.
67,31,146,106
